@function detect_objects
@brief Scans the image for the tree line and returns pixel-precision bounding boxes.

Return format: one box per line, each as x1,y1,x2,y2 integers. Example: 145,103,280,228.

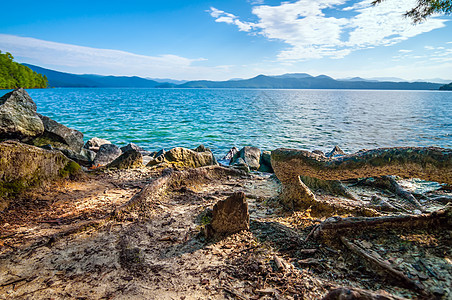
0,51,48,89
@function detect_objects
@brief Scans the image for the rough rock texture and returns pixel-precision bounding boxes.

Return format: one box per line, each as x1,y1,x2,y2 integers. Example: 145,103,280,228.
210,192,250,235
222,147,239,162
32,114,84,153
93,144,122,166
231,146,261,170
147,147,216,169
108,150,143,169
326,145,346,158
0,88,44,140
258,150,273,173
83,137,111,152
0,141,76,210
271,147,452,211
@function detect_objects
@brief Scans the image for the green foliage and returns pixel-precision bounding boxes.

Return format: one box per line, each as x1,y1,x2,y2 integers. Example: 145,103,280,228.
372,0,452,23
59,161,82,178
0,50,48,89
439,82,452,90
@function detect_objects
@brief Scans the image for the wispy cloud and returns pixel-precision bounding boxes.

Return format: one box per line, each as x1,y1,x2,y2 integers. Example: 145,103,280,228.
210,0,448,60
0,34,233,80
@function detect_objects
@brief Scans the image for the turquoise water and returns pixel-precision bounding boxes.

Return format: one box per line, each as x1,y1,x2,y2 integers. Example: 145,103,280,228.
24,88,451,157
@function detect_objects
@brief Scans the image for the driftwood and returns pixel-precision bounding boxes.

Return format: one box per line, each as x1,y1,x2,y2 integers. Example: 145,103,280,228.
341,237,429,296
307,204,451,241
322,286,407,300
271,147,452,212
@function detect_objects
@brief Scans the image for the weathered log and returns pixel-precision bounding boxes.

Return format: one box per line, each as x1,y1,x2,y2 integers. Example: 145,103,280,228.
114,165,246,218
307,204,451,241
340,237,429,296
271,147,452,211
322,286,407,300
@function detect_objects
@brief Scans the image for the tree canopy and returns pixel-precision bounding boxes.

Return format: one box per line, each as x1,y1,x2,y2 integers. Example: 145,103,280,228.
372,0,452,23
0,51,48,89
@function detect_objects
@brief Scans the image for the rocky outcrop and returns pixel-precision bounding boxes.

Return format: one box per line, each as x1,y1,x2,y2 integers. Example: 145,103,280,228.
0,140,80,210
258,150,273,173
222,147,239,163
108,149,143,169
326,145,346,158
32,114,84,153
93,144,122,166
146,146,216,169
271,147,452,211
231,146,261,170
0,88,44,140
210,192,250,235
84,137,111,152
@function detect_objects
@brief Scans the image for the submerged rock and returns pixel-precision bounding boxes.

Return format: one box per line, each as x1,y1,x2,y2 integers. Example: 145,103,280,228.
231,146,261,170
108,149,143,169
0,88,44,140
32,113,84,153
84,137,111,152
0,140,79,211
210,192,250,235
93,144,122,166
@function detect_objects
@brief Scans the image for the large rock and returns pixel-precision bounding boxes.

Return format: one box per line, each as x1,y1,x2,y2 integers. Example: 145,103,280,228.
0,140,80,210
84,137,111,152
108,149,143,169
210,192,250,235
231,146,261,170
258,150,273,173
31,113,84,153
93,144,122,166
146,146,216,169
222,147,239,164
0,88,44,140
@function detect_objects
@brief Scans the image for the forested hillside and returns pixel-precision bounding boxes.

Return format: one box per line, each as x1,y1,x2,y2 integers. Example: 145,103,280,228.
0,51,48,89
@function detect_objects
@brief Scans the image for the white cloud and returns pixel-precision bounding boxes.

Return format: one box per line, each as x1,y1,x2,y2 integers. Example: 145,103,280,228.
0,34,236,80
210,0,448,60
399,49,412,53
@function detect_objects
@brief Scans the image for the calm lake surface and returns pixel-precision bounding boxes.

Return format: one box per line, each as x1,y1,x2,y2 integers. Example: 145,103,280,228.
25,88,451,157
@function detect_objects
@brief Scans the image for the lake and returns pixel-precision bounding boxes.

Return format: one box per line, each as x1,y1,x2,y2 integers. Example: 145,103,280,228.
24,88,451,157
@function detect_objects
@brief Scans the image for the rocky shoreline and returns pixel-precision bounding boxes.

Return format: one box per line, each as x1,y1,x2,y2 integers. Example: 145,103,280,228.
1,88,451,299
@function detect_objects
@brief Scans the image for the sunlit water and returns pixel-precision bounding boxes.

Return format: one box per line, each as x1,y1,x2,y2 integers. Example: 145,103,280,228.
23,88,451,157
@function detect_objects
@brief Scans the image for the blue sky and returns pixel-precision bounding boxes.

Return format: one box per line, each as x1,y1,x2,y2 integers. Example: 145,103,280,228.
0,0,451,81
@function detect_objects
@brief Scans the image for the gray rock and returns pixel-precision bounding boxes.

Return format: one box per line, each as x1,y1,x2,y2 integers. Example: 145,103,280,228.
326,145,346,158
312,150,325,156
146,147,216,169
258,150,274,173
108,149,143,169
193,144,207,152
231,146,261,170
84,137,111,152
59,148,92,167
222,147,239,163
80,148,96,162
0,88,44,140
120,143,144,153
32,113,84,153
93,144,122,166
210,192,249,235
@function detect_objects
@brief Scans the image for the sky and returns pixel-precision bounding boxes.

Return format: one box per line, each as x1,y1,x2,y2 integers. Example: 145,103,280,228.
0,0,451,81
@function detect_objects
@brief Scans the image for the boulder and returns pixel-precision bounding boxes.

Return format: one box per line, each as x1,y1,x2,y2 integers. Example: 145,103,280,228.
210,192,250,235
84,137,111,152
231,146,261,170
222,147,239,163
108,149,143,169
258,150,273,173
121,143,153,156
93,144,122,166
0,88,44,140
146,147,216,169
31,113,84,153
326,145,346,158
0,140,80,211
59,148,92,167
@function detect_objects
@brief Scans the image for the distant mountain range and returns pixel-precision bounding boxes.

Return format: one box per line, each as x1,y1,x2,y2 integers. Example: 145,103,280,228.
24,64,449,90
